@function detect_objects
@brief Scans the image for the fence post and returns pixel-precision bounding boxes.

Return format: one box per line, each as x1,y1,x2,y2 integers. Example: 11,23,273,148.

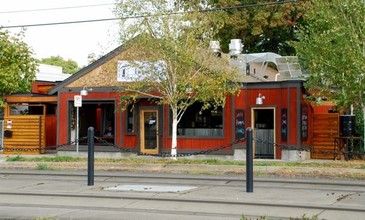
87,127,95,186
246,127,253,192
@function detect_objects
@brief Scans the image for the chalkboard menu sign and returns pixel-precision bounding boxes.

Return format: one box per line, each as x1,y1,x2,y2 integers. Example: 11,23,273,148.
235,109,245,140
281,109,287,142
301,105,308,140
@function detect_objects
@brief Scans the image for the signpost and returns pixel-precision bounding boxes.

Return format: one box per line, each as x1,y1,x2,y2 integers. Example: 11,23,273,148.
74,95,82,156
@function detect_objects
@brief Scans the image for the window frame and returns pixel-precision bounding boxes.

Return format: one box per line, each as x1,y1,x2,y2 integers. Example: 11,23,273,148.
8,104,45,116
168,102,224,138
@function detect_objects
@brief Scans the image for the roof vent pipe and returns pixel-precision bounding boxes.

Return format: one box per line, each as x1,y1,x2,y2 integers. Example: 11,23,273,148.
209,41,221,57
229,39,243,57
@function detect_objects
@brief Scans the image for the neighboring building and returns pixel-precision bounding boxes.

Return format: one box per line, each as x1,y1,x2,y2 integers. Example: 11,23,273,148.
2,64,70,154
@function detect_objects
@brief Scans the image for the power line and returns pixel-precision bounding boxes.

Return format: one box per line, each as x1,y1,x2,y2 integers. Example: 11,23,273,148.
1,0,306,29
2,17,120,29
0,3,115,14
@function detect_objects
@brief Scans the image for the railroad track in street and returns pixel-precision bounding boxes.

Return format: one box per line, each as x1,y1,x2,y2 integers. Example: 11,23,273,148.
0,171,364,219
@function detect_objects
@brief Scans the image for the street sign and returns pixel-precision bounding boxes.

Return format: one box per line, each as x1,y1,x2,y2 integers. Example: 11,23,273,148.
74,95,82,107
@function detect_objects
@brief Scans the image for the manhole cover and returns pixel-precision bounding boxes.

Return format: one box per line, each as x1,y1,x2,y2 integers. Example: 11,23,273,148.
104,184,196,192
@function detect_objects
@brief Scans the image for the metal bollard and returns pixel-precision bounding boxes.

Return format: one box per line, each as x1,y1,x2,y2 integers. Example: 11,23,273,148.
246,127,253,192
87,127,95,186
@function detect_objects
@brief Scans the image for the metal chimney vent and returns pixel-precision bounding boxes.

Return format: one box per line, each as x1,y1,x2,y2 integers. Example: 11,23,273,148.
209,41,221,53
229,39,243,56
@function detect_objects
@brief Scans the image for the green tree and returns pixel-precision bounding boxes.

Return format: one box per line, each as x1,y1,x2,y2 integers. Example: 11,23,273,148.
0,29,37,106
40,56,79,74
209,0,311,55
292,0,365,139
115,0,240,158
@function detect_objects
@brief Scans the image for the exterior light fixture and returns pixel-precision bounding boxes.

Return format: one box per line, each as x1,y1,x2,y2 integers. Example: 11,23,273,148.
256,93,265,105
80,86,92,96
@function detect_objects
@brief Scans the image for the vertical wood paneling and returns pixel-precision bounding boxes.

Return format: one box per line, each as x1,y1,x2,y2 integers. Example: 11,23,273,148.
3,116,46,154
312,113,339,159
45,115,57,147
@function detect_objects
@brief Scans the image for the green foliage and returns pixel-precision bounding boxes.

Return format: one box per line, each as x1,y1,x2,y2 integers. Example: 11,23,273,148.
32,156,81,162
354,107,364,137
292,0,365,139
293,0,365,109
40,56,79,74
290,214,320,220
36,163,51,170
116,0,240,106
115,0,240,154
210,0,311,55
7,156,364,169
5,155,81,162
5,155,24,162
241,215,269,220
0,29,37,106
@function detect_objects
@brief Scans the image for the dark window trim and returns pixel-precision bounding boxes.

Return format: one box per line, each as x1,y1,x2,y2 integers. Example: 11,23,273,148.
125,105,137,135
168,104,225,138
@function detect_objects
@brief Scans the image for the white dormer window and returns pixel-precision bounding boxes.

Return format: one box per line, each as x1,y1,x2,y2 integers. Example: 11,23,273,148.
117,61,138,82
117,60,166,82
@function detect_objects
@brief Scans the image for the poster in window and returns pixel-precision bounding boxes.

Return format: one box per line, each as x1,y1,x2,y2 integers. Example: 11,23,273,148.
281,109,288,142
301,105,308,140
235,109,245,140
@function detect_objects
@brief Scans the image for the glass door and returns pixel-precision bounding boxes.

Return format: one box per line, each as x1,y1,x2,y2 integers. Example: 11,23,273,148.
140,110,159,154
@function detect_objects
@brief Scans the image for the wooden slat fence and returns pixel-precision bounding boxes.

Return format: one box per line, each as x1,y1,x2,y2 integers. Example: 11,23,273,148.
3,116,46,154
311,113,339,159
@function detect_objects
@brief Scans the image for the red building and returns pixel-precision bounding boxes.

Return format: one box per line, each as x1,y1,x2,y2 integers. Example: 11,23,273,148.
3,44,345,160
43,45,317,160
2,64,70,154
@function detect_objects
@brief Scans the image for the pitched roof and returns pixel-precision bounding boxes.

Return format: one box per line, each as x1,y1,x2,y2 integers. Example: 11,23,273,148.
48,43,306,95
48,45,125,95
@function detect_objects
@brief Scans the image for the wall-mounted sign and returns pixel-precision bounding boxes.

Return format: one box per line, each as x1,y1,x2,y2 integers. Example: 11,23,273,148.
74,95,82,107
6,120,12,129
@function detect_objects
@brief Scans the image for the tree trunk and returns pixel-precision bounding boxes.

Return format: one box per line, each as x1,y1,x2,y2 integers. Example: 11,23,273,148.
170,108,178,159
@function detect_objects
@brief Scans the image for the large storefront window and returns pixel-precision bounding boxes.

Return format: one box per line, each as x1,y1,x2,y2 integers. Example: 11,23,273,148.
170,102,223,137
69,101,115,145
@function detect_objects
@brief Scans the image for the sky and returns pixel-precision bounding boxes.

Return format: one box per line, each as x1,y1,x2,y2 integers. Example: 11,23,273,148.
0,0,121,67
